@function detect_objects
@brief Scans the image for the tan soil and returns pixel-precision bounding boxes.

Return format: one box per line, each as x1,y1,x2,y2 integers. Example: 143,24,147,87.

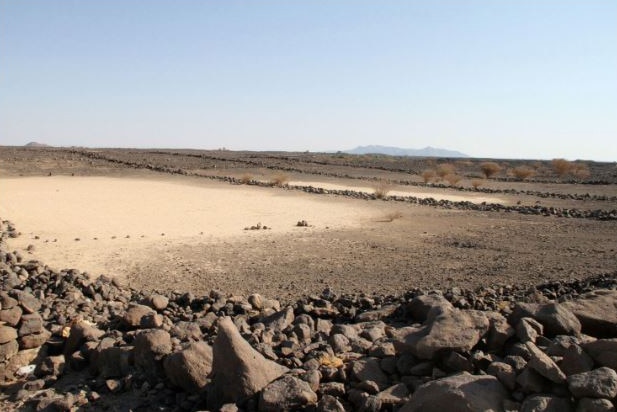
2,170,615,302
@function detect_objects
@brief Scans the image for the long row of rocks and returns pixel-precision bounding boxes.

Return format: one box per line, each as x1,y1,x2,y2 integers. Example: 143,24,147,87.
72,148,617,202
65,149,617,221
2,219,617,411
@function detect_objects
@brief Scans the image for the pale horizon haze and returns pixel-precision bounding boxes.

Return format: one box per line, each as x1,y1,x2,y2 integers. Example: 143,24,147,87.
1,1,616,161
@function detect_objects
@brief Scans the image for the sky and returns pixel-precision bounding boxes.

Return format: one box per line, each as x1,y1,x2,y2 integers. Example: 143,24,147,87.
1,1,616,161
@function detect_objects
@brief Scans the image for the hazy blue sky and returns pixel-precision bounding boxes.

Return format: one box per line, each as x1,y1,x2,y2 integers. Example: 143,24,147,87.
1,1,616,161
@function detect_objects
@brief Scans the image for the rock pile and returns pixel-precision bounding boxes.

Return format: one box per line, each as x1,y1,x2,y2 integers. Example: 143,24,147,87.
2,218,617,411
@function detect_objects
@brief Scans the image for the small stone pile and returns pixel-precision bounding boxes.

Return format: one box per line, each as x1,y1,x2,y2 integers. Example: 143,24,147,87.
2,218,617,411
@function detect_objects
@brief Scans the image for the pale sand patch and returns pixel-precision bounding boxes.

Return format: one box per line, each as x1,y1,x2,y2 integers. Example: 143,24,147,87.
0,175,381,278
288,180,507,204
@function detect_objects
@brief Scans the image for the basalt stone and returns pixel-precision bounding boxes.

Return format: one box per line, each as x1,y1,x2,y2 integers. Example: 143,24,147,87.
350,357,389,388
258,375,318,412
164,341,213,394
520,395,574,412
122,303,157,329
0,339,19,361
63,320,105,357
582,339,617,370
399,372,508,412
568,367,617,399
14,290,41,314
406,294,453,323
526,341,566,384
19,329,51,349
208,316,288,409
563,290,617,338
510,302,581,338
0,325,17,344
133,329,172,382
575,398,615,412
0,306,23,326
394,308,489,360
261,306,295,333
148,294,169,311
18,313,44,336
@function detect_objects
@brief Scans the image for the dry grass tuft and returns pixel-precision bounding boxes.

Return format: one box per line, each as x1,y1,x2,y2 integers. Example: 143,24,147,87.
421,169,436,183
480,162,502,179
572,163,591,179
373,180,393,199
551,159,573,177
239,173,253,184
269,173,290,187
444,174,462,186
470,179,484,189
511,166,536,181
436,163,456,180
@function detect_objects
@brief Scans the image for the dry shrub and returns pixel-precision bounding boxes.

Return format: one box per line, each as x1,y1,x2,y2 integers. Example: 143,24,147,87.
572,163,591,179
511,166,536,181
444,174,462,186
480,162,502,178
471,179,484,189
436,163,456,179
421,169,436,183
552,159,573,177
269,172,289,187
373,180,392,199
238,173,253,184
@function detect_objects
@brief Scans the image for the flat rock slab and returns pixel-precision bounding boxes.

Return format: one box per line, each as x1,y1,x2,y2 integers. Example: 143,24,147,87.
399,372,508,412
394,308,489,359
568,367,617,399
563,290,617,338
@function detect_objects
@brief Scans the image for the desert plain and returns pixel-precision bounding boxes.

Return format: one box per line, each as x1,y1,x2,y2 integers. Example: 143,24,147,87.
1,146,616,301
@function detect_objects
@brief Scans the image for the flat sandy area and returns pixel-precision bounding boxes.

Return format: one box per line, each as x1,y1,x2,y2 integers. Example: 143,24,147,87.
0,176,379,281
1,169,615,300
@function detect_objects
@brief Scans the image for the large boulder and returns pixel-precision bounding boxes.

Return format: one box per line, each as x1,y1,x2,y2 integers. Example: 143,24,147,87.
526,341,566,384
63,320,105,357
394,308,489,359
509,302,581,338
208,317,288,409
164,341,213,394
133,329,172,382
406,294,453,323
563,290,617,338
399,372,508,412
568,367,617,399
582,339,617,370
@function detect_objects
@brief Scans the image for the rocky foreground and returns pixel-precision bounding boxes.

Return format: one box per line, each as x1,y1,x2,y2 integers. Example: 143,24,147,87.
2,219,617,411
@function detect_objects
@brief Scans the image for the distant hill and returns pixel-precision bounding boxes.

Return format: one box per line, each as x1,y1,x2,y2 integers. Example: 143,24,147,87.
24,142,51,147
345,145,468,158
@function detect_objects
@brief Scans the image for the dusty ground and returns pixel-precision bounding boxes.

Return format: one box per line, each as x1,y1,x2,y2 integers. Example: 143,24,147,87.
1,147,616,301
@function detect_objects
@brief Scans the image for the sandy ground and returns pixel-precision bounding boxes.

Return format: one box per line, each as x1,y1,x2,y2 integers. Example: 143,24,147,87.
1,173,616,300
0,175,380,279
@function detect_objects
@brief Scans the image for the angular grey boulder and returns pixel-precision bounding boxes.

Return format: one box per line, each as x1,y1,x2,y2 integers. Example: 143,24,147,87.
164,341,213,394
568,367,617,399
208,316,288,409
563,290,617,338
394,308,489,359
399,372,508,412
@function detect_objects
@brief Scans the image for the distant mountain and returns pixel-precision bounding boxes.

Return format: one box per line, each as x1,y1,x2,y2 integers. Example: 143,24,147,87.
24,142,51,147
345,145,468,158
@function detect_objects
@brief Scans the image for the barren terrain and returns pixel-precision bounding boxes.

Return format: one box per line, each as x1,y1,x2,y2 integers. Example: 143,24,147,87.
1,146,615,301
